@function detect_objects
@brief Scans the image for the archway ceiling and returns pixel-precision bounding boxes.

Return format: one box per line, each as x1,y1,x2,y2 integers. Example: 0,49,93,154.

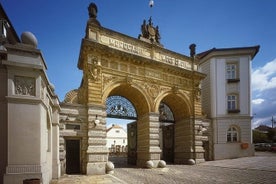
108,84,149,117
161,94,191,121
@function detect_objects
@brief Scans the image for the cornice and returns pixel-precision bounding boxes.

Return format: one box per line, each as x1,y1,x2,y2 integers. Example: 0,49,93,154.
79,39,202,80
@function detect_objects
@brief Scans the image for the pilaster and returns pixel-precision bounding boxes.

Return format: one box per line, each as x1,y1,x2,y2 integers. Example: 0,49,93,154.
86,104,109,175
137,113,161,167
193,118,210,163
174,117,194,164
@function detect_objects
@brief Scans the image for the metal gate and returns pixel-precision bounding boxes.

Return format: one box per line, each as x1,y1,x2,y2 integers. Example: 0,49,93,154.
127,121,137,165
162,124,174,163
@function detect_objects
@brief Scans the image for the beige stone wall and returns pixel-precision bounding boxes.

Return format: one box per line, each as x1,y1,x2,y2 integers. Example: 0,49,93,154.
3,43,60,184
59,103,88,174
0,63,8,183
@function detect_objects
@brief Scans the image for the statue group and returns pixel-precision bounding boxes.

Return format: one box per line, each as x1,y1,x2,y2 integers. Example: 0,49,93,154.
139,17,161,44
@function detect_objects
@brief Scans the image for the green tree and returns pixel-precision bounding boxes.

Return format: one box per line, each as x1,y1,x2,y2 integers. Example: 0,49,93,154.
267,129,276,142
253,130,268,143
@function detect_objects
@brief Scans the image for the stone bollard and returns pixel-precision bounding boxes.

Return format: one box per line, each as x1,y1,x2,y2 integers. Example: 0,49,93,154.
158,160,166,168
146,160,154,169
187,159,196,165
106,161,115,174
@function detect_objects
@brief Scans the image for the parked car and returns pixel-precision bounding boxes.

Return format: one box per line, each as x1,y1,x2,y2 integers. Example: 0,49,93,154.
254,143,271,151
269,143,276,152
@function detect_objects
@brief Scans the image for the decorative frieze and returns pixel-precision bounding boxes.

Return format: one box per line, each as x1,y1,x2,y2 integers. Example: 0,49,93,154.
6,165,41,174
14,76,35,96
100,35,151,58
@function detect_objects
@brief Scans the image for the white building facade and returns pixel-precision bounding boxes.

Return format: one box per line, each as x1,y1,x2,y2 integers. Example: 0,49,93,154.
198,47,259,160
106,124,128,153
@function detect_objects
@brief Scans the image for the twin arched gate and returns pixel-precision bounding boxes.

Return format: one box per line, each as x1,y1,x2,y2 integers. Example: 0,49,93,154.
94,81,205,169
75,12,210,174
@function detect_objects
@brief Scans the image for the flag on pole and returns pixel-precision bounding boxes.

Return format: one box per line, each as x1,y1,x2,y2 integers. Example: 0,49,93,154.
149,0,154,8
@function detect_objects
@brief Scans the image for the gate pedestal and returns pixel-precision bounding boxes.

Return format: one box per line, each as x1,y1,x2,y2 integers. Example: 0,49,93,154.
86,105,109,175
137,113,162,168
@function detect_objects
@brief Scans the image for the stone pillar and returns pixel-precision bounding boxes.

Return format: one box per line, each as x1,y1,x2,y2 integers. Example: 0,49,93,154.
194,118,210,163
52,106,60,179
174,117,194,164
193,119,205,163
86,104,109,175
137,113,161,168
59,136,66,175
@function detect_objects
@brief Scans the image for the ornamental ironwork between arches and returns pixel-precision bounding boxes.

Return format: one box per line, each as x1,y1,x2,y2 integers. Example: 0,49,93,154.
159,102,175,123
106,96,137,120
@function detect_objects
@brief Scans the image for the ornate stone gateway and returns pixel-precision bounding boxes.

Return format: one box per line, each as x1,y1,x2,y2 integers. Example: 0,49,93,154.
60,2,210,175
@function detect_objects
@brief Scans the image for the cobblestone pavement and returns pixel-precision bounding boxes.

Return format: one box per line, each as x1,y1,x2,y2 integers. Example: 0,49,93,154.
51,152,276,184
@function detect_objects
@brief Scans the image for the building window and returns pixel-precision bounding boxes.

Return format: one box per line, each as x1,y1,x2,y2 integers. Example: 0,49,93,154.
227,126,239,142
116,130,120,133
226,63,239,82
227,94,240,113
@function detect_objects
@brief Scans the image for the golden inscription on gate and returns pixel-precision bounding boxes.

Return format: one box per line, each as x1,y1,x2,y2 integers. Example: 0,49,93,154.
100,35,151,58
96,33,197,71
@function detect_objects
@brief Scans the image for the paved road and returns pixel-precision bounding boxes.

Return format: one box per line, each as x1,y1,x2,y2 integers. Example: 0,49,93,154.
52,152,276,184
113,152,276,184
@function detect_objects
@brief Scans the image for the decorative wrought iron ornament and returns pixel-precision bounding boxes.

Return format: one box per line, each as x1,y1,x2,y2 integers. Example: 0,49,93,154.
159,102,175,123
106,96,137,119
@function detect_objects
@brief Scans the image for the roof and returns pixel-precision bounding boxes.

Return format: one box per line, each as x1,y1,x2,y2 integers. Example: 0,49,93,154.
0,3,20,44
197,45,260,60
106,124,124,132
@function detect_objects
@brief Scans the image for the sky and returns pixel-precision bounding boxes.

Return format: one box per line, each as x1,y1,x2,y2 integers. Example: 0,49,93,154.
1,0,276,128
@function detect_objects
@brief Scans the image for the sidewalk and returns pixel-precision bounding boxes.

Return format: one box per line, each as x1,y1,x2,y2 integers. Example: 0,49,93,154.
50,174,127,184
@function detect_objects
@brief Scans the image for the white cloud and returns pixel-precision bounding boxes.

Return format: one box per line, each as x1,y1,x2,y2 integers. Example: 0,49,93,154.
252,98,264,105
252,58,276,92
252,117,272,128
251,58,276,128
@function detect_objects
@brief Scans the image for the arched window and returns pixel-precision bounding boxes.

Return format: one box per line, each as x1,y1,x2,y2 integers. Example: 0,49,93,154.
227,126,239,142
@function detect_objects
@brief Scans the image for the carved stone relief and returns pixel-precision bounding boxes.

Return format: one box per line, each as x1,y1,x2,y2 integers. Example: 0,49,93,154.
41,81,45,100
126,75,133,85
144,83,160,98
195,87,201,101
14,76,35,96
86,56,102,81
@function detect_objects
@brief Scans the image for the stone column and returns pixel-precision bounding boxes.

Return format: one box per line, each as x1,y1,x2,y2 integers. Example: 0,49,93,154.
137,113,161,168
52,99,61,179
86,104,109,175
174,117,194,164
193,119,205,163
194,118,210,163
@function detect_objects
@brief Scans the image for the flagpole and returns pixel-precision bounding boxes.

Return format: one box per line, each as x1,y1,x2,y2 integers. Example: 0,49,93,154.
149,0,154,17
